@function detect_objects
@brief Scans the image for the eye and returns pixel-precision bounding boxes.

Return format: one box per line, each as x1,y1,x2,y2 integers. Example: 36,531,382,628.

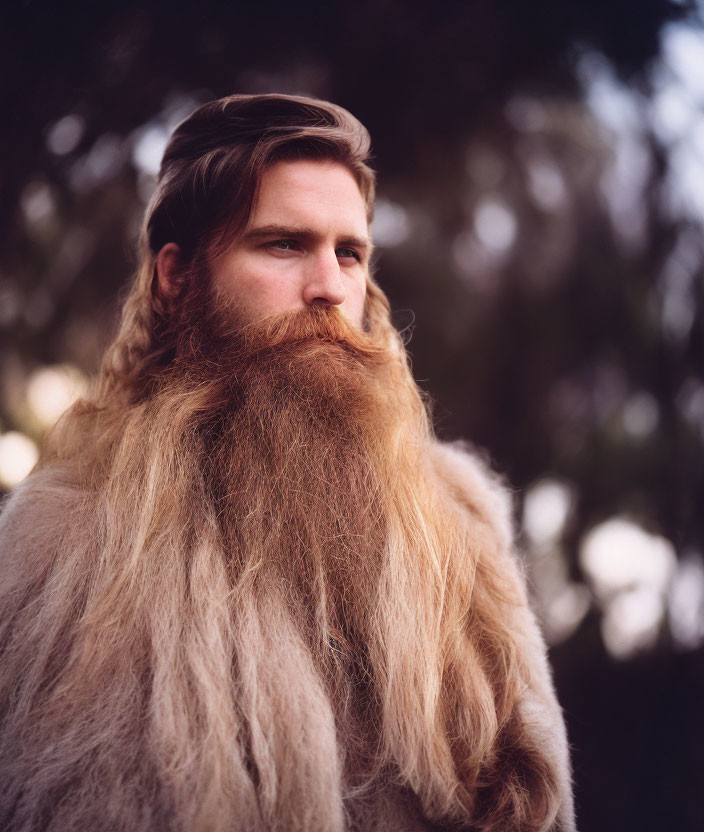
336,247,361,263
267,239,301,254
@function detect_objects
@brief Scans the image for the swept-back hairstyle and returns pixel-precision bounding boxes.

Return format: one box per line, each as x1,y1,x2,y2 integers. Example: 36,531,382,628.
101,93,386,404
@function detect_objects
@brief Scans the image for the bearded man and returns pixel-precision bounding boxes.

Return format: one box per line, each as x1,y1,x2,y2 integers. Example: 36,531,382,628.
0,94,576,832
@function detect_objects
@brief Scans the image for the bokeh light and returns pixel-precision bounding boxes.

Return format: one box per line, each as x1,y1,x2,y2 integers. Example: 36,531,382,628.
580,517,677,658
0,432,39,489
25,365,87,430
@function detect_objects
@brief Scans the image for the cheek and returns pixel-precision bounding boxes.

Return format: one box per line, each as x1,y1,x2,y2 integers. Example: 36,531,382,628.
215,259,288,307
348,280,368,327
220,268,309,326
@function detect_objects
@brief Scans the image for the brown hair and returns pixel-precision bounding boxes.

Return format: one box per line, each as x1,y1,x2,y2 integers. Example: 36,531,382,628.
147,93,376,260
101,93,385,402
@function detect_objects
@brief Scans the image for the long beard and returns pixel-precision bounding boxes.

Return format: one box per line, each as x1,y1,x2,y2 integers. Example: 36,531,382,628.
145,304,439,826
171,300,419,611
179,305,416,750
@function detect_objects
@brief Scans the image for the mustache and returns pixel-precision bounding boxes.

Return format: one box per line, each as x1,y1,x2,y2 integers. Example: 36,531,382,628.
166,300,394,408
206,304,389,365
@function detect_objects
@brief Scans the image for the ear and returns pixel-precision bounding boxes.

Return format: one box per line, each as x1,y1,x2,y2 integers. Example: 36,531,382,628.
155,242,185,301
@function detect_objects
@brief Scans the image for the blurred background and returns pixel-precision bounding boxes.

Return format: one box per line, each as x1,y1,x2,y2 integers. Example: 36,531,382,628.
2,0,703,828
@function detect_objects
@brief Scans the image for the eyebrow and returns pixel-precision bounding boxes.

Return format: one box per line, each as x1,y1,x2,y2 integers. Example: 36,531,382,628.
242,224,373,254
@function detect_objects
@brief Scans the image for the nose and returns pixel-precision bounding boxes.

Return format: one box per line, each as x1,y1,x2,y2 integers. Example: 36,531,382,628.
302,249,346,308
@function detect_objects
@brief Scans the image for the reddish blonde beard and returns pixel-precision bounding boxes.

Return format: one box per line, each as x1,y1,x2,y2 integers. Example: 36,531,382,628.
168,301,422,706
153,298,437,791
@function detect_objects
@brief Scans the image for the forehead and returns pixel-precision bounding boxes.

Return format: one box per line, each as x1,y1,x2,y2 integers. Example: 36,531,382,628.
250,159,369,232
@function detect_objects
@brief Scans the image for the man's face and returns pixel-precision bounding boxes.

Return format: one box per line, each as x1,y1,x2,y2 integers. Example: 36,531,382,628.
210,159,371,329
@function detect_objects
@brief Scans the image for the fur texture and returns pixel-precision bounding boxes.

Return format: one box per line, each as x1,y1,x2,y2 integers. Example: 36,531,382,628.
0,294,575,831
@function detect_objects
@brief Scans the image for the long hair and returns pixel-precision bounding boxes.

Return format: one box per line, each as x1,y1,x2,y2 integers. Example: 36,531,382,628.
0,95,572,832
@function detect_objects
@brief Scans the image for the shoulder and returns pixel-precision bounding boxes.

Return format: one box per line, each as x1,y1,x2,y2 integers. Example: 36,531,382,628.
428,439,516,554
1,463,86,526
0,464,89,580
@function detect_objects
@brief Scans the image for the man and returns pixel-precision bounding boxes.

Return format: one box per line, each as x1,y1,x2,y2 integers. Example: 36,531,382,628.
0,94,576,831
